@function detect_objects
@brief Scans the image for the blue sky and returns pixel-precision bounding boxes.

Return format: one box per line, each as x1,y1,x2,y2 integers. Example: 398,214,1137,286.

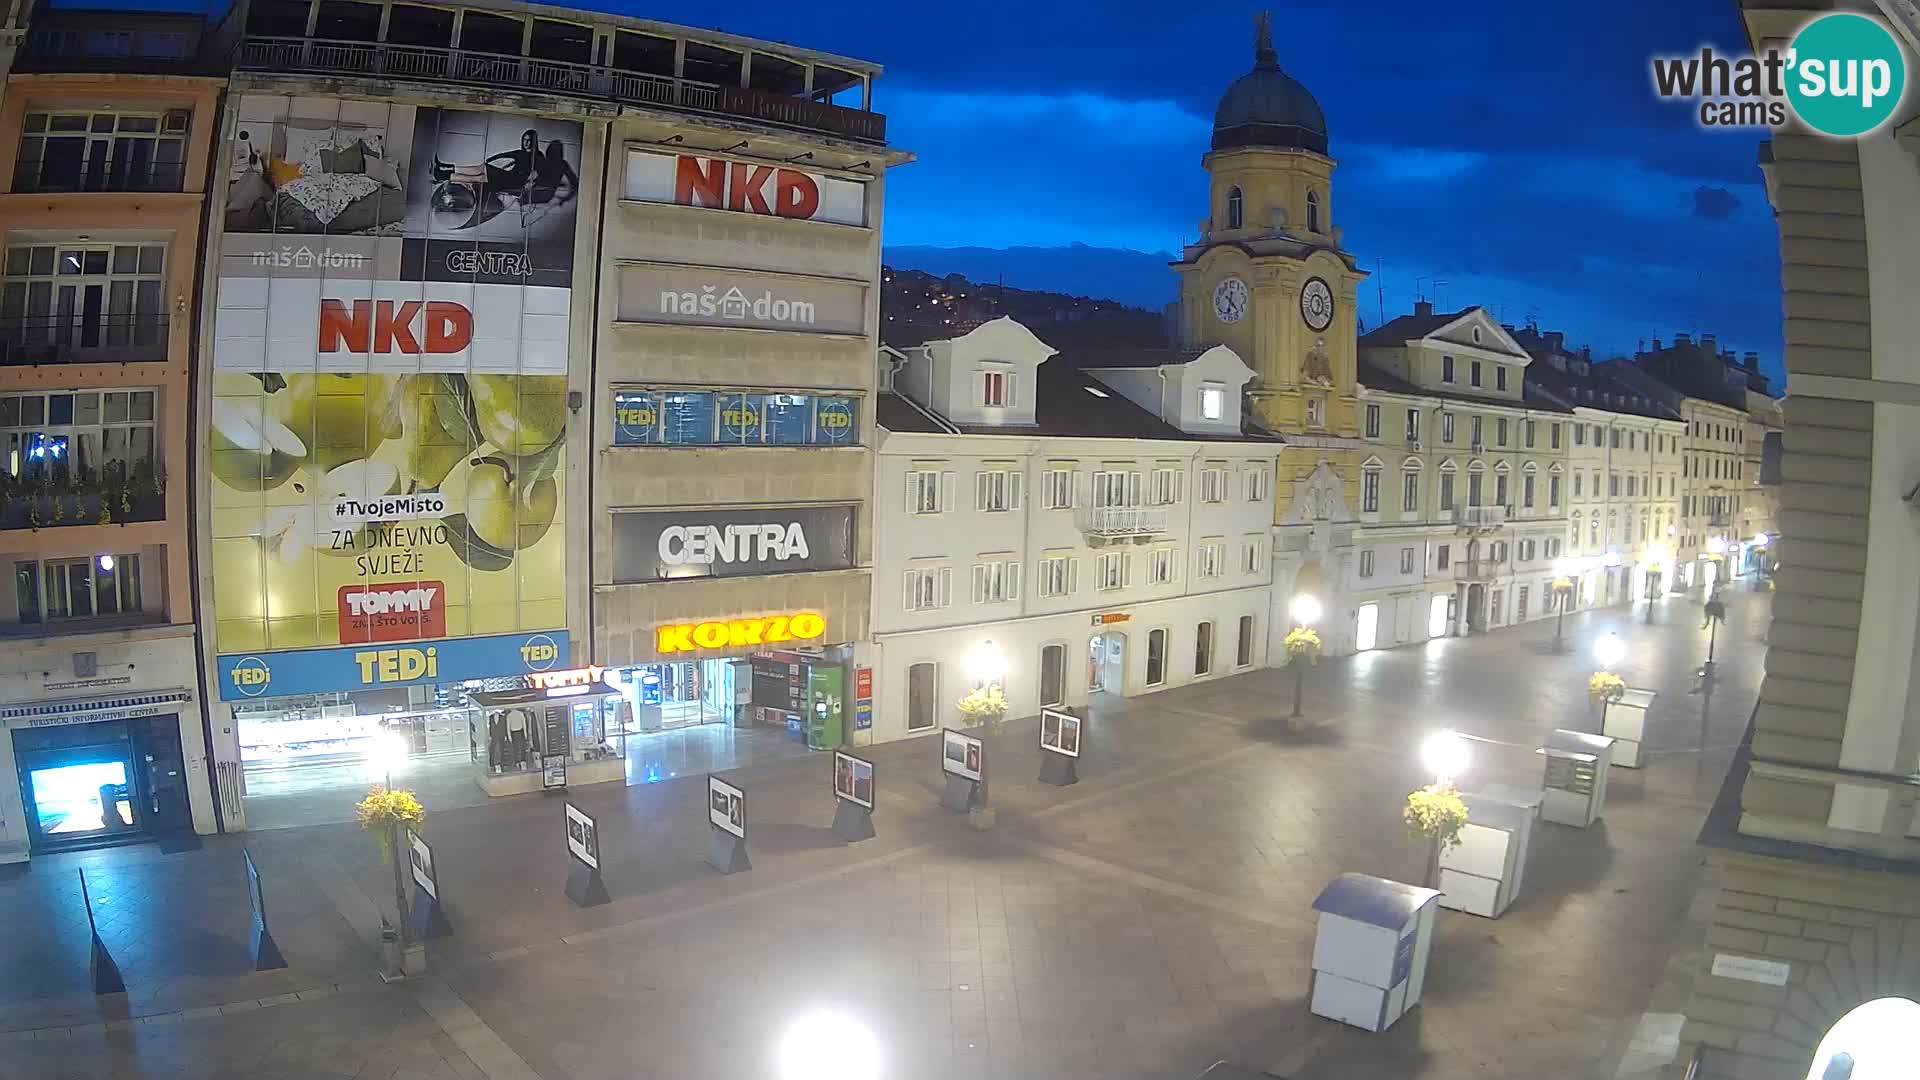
107,0,1785,382
666,1,1785,384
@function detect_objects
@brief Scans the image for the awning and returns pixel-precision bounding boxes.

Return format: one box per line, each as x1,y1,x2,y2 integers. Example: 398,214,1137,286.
1,689,193,728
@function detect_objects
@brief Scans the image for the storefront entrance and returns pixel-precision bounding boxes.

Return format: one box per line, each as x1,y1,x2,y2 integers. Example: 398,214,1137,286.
1088,633,1126,695
12,714,188,854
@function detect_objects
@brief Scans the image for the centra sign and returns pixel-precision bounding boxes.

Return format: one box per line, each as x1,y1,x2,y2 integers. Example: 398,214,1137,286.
656,612,826,654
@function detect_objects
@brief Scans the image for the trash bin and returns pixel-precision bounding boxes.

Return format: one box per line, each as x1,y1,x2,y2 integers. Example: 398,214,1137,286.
1537,728,1613,827
1309,872,1440,1033
1437,790,1535,919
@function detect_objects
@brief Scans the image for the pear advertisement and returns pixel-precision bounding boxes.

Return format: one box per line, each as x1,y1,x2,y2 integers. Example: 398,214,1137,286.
209,95,580,659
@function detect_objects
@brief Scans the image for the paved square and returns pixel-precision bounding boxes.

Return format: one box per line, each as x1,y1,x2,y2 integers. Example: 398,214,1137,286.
0,590,1767,1079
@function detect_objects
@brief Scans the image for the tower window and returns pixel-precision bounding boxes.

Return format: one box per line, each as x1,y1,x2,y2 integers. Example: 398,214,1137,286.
1226,186,1244,230
1306,190,1321,233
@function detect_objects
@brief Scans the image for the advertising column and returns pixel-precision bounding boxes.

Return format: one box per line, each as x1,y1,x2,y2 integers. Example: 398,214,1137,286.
207,96,581,711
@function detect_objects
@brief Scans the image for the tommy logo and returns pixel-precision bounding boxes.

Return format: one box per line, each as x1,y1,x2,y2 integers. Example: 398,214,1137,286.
338,581,447,643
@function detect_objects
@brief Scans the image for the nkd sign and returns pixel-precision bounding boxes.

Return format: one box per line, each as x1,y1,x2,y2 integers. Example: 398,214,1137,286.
616,264,866,336
612,504,856,584
624,149,868,227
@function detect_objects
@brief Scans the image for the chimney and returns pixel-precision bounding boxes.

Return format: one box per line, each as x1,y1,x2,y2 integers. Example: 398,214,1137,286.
1700,333,1716,351
1546,331,1564,351
1652,337,1662,351
1413,299,1433,318
1675,332,1693,347
1743,350,1759,372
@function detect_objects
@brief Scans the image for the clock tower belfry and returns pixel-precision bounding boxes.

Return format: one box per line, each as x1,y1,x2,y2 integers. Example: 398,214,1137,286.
1173,11,1367,439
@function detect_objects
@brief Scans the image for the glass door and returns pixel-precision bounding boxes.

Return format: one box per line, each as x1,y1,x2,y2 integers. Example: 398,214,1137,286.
16,740,142,851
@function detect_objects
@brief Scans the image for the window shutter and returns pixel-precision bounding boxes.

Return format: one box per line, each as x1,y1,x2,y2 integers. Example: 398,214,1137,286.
906,472,921,510
1008,471,1023,509
941,471,955,513
1170,549,1182,582
972,564,987,604
975,471,989,511
938,567,953,606
903,571,918,611
1007,562,1022,600
1067,558,1079,595
1069,470,1081,508
1005,372,1018,407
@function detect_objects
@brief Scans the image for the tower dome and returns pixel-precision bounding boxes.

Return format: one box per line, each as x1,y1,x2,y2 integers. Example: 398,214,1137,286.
1212,12,1328,155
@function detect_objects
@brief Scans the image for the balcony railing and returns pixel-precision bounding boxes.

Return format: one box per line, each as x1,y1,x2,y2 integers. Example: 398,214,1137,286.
0,465,165,526
236,36,888,144
11,158,187,194
1453,559,1506,582
0,315,169,366
1453,505,1508,529
1077,505,1171,540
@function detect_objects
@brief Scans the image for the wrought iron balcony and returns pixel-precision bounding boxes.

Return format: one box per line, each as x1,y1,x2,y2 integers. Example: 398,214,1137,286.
1453,558,1506,582
11,157,187,194
1077,505,1171,540
236,36,888,145
1452,505,1508,529
0,315,169,366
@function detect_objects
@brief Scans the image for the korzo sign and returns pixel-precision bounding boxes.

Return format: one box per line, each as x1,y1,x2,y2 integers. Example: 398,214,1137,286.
612,505,855,584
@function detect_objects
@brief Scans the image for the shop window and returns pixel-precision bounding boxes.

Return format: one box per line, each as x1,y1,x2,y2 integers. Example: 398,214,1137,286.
385,4,454,47
1146,628,1167,686
1194,621,1214,677
683,40,743,87
16,553,140,623
459,11,525,55
528,19,592,64
612,29,675,75
1237,615,1255,667
313,1,381,42
907,662,937,731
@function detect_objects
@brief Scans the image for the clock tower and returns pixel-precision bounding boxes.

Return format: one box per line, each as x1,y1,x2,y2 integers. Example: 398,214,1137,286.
1173,11,1367,439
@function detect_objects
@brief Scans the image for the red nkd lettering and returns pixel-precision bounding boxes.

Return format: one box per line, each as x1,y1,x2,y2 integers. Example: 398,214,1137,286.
318,300,473,355
671,155,821,221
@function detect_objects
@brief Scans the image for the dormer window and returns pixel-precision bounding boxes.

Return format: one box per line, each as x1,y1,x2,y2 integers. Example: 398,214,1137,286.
1306,190,1320,233
981,367,1013,408
1226,186,1244,230
1199,383,1225,420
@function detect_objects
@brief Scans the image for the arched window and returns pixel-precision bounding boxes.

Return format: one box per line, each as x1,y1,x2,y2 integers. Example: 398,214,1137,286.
1226,186,1244,230
1306,190,1321,232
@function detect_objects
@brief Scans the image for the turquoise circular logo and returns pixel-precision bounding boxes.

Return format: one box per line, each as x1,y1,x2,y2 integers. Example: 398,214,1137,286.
1787,13,1906,136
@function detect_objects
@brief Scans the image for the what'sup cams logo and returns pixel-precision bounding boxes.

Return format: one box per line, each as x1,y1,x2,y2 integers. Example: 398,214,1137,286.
1652,12,1907,137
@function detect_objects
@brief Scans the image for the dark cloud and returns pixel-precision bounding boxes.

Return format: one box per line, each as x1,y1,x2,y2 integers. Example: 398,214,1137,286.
1692,185,1743,220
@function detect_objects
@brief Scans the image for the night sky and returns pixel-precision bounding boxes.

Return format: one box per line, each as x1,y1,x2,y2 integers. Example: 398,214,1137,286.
659,1,1786,385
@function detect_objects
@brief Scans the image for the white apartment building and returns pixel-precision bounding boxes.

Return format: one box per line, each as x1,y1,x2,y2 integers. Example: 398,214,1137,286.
1562,401,1685,608
1345,305,1571,650
866,318,1278,743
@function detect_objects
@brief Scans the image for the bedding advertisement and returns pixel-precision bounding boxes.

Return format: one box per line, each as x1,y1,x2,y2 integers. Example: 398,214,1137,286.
209,94,581,660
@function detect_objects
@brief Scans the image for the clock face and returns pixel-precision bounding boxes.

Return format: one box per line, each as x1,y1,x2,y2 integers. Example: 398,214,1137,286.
1300,277,1334,331
1212,276,1249,324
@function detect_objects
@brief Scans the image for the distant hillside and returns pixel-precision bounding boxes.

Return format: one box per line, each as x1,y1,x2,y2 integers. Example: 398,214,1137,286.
882,243,1178,313
882,264,1168,349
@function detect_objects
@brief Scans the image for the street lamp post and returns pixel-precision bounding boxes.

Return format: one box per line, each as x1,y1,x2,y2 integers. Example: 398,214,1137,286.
965,639,1006,805
1593,632,1626,734
1288,593,1322,720
1416,730,1471,886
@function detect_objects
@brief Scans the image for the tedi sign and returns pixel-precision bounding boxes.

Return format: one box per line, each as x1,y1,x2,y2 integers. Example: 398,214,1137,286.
613,505,856,583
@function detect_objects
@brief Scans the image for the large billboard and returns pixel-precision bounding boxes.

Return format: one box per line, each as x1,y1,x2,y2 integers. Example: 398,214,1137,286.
209,95,582,663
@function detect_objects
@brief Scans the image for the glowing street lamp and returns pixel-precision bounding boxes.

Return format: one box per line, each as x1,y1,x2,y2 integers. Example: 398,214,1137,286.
1706,535,1728,556
777,1010,881,1080
1420,729,1470,786
366,728,408,790
1805,997,1920,1080
1286,593,1323,721
966,639,1006,688
1594,632,1626,671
